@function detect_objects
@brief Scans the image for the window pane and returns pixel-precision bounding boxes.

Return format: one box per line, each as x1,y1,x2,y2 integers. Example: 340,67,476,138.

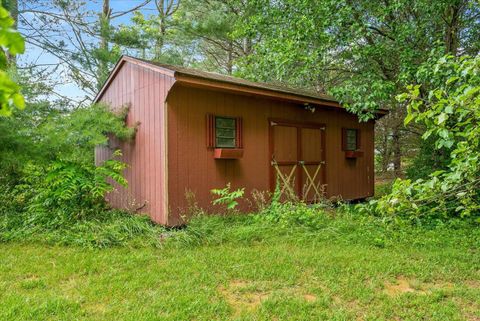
346,129,357,151
216,128,235,138
215,117,236,148
216,137,236,148
216,117,235,129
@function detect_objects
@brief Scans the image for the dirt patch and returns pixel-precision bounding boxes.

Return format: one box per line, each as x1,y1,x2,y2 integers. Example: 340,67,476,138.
384,276,427,296
218,280,269,316
453,297,480,321
19,274,46,290
465,280,480,289
84,302,108,315
303,294,317,302
218,280,318,316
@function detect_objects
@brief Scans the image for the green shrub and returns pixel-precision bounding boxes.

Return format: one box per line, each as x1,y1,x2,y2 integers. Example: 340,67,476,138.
211,183,245,211
405,136,451,180
366,54,480,222
374,180,393,198
24,152,126,224
0,102,161,248
0,151,164,248
256,181,333,229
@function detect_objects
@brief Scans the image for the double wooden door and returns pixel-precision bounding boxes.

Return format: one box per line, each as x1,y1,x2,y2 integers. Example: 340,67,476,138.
269,119,326,202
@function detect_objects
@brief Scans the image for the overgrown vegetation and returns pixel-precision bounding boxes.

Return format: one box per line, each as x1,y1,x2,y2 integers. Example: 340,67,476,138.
0,99,162,247
366,55,480,222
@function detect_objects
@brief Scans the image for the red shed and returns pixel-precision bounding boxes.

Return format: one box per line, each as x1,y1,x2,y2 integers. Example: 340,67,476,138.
94,56,386,226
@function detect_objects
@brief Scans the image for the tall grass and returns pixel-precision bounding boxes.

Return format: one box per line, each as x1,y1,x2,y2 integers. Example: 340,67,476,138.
0,209,165,248
165,203,480,250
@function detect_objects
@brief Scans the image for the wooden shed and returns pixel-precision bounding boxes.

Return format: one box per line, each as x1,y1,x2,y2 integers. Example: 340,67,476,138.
94,56,386,226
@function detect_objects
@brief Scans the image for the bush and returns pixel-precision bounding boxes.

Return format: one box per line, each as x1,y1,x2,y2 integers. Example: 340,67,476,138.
0,102,161,248
365,54,480,222
0,152,164,248
405,136,451,180
20,153,126,226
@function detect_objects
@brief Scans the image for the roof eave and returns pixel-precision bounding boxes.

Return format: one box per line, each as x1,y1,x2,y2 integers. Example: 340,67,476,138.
173,72,342,108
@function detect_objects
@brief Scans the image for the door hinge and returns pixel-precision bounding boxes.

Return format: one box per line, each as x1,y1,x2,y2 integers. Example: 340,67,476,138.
270,121,277,126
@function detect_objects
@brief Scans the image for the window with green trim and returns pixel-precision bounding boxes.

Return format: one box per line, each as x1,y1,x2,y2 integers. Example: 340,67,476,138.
342,128,360,151
346,129,357,151
215,117,236,148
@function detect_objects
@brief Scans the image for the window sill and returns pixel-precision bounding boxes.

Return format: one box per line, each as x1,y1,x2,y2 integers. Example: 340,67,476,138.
345,150,363,158
214,148,244,159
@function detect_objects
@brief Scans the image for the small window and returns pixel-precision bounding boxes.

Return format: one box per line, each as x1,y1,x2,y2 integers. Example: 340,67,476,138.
342,128,360,151
206,114,243,149
215,117,236,148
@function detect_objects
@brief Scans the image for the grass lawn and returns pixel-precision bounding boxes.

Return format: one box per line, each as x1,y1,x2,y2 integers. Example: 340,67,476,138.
0,214,479,321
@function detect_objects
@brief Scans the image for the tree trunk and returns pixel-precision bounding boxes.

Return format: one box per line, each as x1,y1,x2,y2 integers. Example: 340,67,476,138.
97,0,111,89
444,1,462,55
243,37,252,55
392,127,402,177
381,129,390,173
226,41,233,75
101,0,110,50
155,18,165,60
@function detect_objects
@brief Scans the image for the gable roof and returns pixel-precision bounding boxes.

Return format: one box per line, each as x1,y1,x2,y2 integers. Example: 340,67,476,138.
94,56,388,116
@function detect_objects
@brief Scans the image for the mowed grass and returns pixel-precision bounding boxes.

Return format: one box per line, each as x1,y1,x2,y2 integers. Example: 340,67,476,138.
0,214,479,321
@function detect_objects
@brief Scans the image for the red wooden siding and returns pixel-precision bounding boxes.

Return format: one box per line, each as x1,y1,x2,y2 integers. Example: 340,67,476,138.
166,85,375,225
95,61,174,224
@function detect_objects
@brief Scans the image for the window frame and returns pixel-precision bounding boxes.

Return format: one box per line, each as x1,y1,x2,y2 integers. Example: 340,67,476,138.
342,128,361,151
206,114,243,149
215,116,237,148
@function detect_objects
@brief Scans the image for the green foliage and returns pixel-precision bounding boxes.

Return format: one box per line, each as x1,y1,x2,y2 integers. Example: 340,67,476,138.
235,0,478,118
22,151,126,223
114,3,189,66
374,180,394,199
0,99,144,247
39,103,136,163
0,149,139,247
368,54,480,221
258,201,329,230
0,103,134,184
0,4,24,116
405,136,451,180
0,152,164,248
211,183,245,210
256,182,331,229
168,201,479,252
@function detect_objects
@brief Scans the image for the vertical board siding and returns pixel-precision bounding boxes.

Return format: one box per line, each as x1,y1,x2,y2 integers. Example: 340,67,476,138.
95,62,175,224
167,85,375,225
